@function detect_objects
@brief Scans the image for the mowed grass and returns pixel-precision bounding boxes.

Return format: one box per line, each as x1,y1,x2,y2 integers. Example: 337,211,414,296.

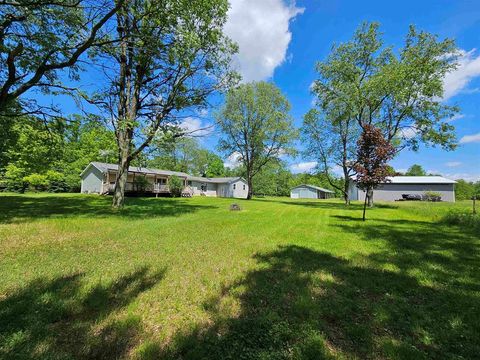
0,194,478,360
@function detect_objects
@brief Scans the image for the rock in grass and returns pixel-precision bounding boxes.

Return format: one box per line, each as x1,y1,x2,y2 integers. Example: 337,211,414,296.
230,203,241,211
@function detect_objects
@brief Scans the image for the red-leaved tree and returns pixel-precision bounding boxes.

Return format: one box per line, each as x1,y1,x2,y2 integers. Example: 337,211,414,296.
354,125,395,221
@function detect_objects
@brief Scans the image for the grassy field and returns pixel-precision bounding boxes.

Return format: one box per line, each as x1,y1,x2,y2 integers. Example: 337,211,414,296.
0,193,478,360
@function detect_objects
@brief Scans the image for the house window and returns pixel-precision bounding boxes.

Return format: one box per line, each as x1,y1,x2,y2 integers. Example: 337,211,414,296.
201,183,207,191
233,184,236,190
243,184,246,190
188,181,192,186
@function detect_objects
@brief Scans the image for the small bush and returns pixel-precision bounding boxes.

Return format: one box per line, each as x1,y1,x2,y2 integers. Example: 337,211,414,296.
2,164,27,192
169,175,183,197
423,191,442,202
45,170,69,193
442,210,480,233
133,176,150,192
23,173,49,192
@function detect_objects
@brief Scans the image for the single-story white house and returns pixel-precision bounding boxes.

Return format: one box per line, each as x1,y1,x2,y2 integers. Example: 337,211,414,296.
80,162,249,198
348,176,456,202
290,184,335,199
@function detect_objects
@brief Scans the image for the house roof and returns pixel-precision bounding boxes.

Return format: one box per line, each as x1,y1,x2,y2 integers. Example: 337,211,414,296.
291,184,335,193
385,176,456,184
81,162,244,184
85,162,190,178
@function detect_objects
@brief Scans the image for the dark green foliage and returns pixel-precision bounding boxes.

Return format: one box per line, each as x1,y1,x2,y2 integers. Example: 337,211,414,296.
406,164,427,176
148,136,225,177
169,176,183,197
1,115,116,192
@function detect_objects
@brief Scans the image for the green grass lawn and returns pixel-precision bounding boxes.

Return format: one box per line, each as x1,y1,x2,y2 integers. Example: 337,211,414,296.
0,193,478,359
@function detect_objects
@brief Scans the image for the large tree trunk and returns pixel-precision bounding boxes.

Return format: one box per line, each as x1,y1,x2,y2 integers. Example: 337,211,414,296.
343,179,350,205
112,136,131,208
246,174,253,200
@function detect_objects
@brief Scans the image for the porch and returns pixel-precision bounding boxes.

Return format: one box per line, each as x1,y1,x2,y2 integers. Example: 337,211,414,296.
101,170,188,195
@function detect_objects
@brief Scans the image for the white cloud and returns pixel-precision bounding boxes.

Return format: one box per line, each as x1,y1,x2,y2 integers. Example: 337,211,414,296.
459,132,480,144
398,127,418,139
224,0,304,82
196,108,209,118
290,161,317,173
444,172,480,182
445,161,462,167
443,49,480,100
178,117,213,137
446,113,466,122
224,152,242,168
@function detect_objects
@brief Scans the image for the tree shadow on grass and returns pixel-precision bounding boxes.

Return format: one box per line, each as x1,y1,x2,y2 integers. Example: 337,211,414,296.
0,267,165,359
332,216,480,291
0,195,216,224
251,198,398,211
154,245,480,359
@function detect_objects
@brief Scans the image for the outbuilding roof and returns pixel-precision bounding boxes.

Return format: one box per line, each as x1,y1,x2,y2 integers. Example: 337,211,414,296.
291,184,335,193
81,162,244,184
385,176,456,184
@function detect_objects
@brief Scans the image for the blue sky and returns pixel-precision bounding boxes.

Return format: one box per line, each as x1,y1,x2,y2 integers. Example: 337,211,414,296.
35,0,480,181
207,0,480,181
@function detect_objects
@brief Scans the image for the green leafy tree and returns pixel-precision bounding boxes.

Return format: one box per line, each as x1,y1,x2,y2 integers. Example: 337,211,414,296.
216,82,298,199
455,179,475,201
1,115,116,192
202,152,225,177
0,0,123,115
303,108,359,204
89,0,237,208
406,164,427,176
309,22,459,205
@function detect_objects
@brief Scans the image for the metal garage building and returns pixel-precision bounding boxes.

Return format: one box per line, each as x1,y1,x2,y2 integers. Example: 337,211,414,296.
348,176,456,202
290,184,335,199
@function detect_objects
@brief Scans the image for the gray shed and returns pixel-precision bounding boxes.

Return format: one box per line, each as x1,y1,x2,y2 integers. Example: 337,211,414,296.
348,176,456,202
290,184,335,199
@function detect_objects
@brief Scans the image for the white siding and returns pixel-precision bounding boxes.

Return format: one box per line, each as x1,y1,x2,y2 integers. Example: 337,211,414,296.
80,166,104,193
189,181,217,196
290,186,317,199
216,179,248,199
231,179,248,198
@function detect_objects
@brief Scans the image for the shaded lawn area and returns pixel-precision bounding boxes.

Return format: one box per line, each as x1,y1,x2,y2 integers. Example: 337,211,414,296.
0,194,478,359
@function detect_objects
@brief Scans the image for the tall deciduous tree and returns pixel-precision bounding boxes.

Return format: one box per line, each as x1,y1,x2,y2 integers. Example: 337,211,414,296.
216,82,298,199
0,0,123,114
91,0,237,208
303,107,359,204
354,125,395,220
308,22,460,205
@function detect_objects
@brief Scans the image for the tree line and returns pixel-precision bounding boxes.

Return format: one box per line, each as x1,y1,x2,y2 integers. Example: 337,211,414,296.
0,1,474,206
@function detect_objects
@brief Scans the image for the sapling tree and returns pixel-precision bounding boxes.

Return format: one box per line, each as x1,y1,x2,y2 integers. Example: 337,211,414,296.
354,125,395,221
